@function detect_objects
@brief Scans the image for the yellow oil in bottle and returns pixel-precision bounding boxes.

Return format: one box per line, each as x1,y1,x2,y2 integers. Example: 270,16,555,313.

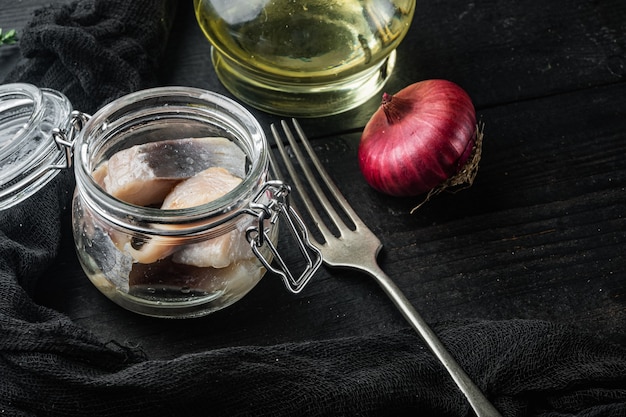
194,0,415,116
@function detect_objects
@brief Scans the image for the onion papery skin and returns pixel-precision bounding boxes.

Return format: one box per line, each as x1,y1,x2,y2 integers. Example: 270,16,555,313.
358,79,477,197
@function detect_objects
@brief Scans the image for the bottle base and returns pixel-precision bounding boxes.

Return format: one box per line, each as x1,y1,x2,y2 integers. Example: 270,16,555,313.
211,49,397,118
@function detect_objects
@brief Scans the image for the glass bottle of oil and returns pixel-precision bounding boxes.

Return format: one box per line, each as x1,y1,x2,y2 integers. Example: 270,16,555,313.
194,0,416,117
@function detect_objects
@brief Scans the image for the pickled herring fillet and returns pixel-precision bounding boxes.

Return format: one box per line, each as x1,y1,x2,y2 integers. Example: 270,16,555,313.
161,166,243,210
127,167,243,264
129,256,264,299
171,216,254,268
167,166,249,268
92,162,108,188
102,137,246,206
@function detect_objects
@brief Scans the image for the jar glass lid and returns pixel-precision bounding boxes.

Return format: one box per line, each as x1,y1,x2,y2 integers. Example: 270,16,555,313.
0,83,73,210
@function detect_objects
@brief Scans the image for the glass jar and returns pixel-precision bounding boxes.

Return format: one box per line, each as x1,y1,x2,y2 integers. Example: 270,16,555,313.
0,83,321,318
194,0,416,117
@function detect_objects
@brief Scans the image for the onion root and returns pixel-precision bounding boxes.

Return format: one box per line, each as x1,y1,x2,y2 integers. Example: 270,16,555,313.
410,122,485,213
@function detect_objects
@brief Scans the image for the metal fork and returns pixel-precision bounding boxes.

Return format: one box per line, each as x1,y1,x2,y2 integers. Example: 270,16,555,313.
270,119,501,417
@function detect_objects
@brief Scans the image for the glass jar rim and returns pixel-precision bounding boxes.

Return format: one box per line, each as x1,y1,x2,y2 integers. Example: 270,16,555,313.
0,83,43,156
73,86,269,234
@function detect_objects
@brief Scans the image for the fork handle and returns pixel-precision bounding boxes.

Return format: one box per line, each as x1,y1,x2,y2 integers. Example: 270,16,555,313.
365,263,502,417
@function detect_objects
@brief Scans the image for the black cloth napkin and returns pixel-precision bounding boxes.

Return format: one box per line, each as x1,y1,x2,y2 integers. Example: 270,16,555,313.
1,1,625,416
3,0,175,115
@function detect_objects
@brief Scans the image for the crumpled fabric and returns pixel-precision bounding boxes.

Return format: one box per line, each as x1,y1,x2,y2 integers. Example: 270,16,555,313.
1,1,625,416
3,0,175,114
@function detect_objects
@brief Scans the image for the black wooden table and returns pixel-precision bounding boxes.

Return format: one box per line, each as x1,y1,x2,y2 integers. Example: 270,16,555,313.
1,0,624,360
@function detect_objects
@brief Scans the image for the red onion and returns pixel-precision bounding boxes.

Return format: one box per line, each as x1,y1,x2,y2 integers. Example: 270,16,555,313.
358,79,483,209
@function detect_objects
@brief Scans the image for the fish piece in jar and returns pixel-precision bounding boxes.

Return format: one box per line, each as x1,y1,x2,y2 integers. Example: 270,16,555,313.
161,166,243,210
102,137,246,206
127,166,244,264
171,215,255,268
128,256,265,300
163,166,253,268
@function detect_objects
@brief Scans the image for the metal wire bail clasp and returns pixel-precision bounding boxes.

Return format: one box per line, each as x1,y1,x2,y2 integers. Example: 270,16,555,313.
50,110,90,170
246,180,322,293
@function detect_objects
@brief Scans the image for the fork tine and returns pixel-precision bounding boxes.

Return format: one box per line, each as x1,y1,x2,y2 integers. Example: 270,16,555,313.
275,119,366,239
288,119,368,229
271,121,334,243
